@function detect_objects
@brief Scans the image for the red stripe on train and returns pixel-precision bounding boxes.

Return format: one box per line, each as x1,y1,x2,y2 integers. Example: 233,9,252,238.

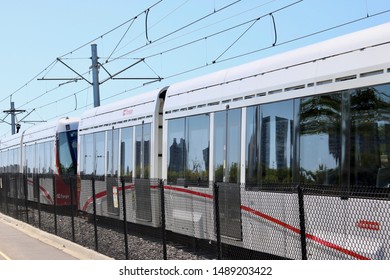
240,205,370,260
81,184,134,211
164,185,214,199
168,186,370,260
81,184,371,260
27,179,54,204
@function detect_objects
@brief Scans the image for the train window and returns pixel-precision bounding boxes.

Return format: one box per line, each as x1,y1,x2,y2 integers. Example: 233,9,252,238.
95,132,106,176
246,106,261,186
82,134,94,175
135,123,151,179
58,131,77,175
186,114,210,185
37,143,45,174
49,141,55,173
167,118,186,184
298,94,342,185
25,144,35,175
350,84,390,188
10,149,14,173
4,150,9,173
0,151,3,172
12,148,20,173
214,109,241,184
38,142,51,174
121,127,133,177
246,100,294,188
167,115,210,186
7,150,12,173
107,129,119,176
44,141,52,174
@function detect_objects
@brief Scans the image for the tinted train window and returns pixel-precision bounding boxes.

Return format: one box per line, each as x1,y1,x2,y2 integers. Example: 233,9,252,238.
350,85,390,188
81,134,94,175
58,131,77,175
37,143,45,174
121,127,133,177
298,94,342,185
12,148,20,173
246,100,294,188
167,114,210,186
214,109,241,184
95,132,105,176
107,129,119,176
167,118,186,184
186,114,210,184
25,144,35,174
135,123,151,179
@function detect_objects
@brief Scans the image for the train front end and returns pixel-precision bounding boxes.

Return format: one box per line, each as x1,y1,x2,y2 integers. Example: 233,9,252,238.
55,117,79,206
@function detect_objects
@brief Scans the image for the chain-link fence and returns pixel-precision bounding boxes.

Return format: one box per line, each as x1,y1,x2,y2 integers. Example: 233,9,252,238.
1,173,389,260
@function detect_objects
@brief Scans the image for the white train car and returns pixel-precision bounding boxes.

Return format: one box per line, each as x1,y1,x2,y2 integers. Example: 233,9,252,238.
0,133,23,199
0,117,79,206
77,88,167,227
162,23,390,259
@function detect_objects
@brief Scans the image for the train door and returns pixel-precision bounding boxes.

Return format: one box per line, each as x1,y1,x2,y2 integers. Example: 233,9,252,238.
134,122,152,221
214,107,242,240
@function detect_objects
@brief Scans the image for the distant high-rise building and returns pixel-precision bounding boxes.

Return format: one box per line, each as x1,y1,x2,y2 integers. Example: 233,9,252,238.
168,138,187,173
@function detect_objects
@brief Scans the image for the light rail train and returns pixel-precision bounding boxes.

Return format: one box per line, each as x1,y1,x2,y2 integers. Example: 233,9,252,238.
1,23,390,259
0,118,79,205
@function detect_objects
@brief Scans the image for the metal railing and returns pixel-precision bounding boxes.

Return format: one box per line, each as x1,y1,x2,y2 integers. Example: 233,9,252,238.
1,173,389,260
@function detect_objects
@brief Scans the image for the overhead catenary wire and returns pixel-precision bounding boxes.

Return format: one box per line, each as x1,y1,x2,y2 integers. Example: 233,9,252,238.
57,0,163,59
21,4,390,114
16,0,288,112
123,1,301,63
0,0,164,108
4,0,242,115
0,59,57,105
215,8,390,64
107,0,243,63
105,17,137,63
3,1,390,132
101,6,390,98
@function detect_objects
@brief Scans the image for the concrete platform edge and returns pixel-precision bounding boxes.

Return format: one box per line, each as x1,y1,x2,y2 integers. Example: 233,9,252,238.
0,213,113,260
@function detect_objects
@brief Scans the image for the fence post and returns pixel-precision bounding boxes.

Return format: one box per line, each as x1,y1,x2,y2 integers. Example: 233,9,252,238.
213,182,222,260
160,179,167,260
5,174,9,215
91,176,99,252
297,185,308,260
52,174,58,235
36,175,42,229
23,173,29,223
14,174,19,220
121,177,129,260
69,176,75,242
0,176,6,214
0,176,3,212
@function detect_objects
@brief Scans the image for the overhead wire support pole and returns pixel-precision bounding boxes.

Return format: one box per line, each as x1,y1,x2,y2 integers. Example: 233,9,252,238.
91,44,101,107
3,101,26,134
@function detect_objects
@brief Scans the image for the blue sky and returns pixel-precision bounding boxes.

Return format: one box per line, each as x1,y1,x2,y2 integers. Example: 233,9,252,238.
0,0,389,136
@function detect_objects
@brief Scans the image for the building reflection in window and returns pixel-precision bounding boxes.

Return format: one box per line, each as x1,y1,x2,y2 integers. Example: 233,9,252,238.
167,114,209,186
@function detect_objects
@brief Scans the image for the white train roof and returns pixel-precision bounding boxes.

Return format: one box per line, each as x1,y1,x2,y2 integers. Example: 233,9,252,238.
0,133,22,150
165,22,390,116
0,117,79,148
78,89,163,134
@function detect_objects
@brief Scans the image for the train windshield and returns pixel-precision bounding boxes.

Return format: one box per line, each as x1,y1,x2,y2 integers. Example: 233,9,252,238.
58,130,78,175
